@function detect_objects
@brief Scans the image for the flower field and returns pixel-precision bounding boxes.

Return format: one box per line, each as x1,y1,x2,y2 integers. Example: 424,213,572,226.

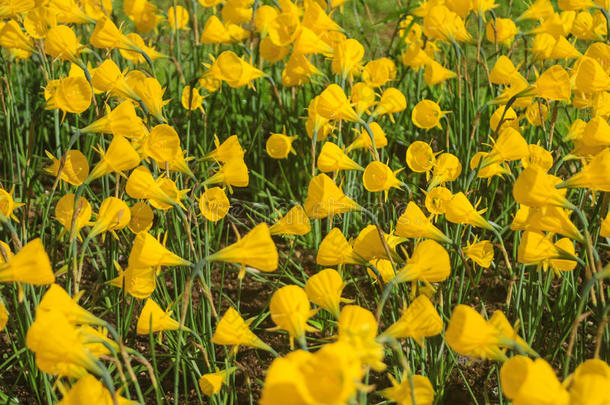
1,0,610,403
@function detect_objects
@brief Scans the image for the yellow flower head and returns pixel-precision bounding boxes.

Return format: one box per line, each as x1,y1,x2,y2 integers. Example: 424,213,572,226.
26,309,101,378
57,374,136,405
108,262,156,299
381,374,435,405
270,285,317,346
88,135,141,181
362,57,397,87
382,295,443,344
406,141,436,174
89,197,131,239
211,307,272,351
337,305,385,371
331,38,364,81
500,356,569,405
316,84,361,122
45,76,92,115
167,5,189,30
205,135,245,163
363,161,402,195
317,142,363,172
0,239,54,285
199,187,230,222
425,186,453,215
128,232,191,268
269,205,311,236
38,284,103,325
181,85,204,112
0,186,23,222
266,132,297,159
411,99,448,130
45,25,81,63
463,238,494,268
445,192,493,230
558,148,610,191
316,227,358,266
394,239,451,284
346,122,387,153
428,152,461,189
513,166,574,209
207,223,278,278
396,201,451,243
304,174,360,219
305,268,346,319
136,298,180,334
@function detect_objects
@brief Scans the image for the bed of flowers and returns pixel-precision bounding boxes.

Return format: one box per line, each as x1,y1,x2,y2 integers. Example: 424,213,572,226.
0,0,609,403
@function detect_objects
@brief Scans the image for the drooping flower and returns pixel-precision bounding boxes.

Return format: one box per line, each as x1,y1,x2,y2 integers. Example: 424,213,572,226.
305,268,347,319
337,305,385,371
317,142,363,172
316,227,359,266
269,205,311,236
207,223,277,278
428,153,462,189
270,285,317,348
205,50,264,89
44,25,82,63
513,166,575,209
486,16,518,46
212,307,272,352
57,374,136,405
331,37,365,81
0,239,54,285
26,309,102,378
108,262,156,299
463,238,494,268
500,356,569,405
54,194,91,241
406,141,436,176
204,157,249,189
199,368,235,397
381,295,443,344
128,232,191,268
266,131,297,159
45,76,92,115
89,197,131,239
199,187,230,223
304,174,360,218
126,166,179,208
445,192,494,230
411,99,448,129
362,57,397,87
0,186,23,222
445,305,507,360
87,135,141,181
557,148,610,191
44,150,89,186
425,186,453,216
167,5,189,30
371,88,407,121
363,161,402,196
316,84,361,123
394,239,451,284
181,85,204,112
510,205,583,243
346,122,387,153
480,127,529,167
136,299,180,334
38,284,103,326
381,374,435,405
396,201,451,243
